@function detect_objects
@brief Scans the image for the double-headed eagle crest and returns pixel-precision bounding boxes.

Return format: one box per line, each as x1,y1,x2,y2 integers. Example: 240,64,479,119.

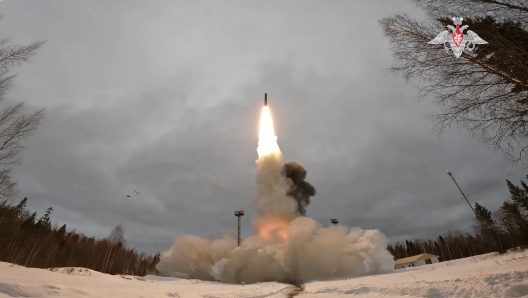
428,17,488,58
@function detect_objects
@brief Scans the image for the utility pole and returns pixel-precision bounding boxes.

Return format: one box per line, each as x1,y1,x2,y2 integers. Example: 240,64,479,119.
234,210,244,246
331,218,339,225
447,171,475,214
447,170,504,254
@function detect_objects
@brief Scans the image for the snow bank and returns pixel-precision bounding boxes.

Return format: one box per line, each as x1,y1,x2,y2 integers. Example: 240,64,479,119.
0,250,527,297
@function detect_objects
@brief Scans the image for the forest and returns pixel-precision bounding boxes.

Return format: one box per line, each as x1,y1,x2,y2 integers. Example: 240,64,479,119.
387,177,528,261
1,176,526,276
0,197,159,275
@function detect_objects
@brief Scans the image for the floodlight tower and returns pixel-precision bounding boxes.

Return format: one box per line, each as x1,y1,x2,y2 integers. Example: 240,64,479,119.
447,171,475,214
447,170,504,253
234,209,245,246
330,218,339,225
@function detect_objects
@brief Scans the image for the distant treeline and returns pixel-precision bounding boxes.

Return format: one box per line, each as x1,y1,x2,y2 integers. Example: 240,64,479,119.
2,177,527,275
0,197,160,275
388,177,528,261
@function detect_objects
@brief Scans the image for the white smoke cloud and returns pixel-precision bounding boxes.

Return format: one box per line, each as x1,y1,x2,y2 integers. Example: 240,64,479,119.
156,106,394,283
156,149,395,283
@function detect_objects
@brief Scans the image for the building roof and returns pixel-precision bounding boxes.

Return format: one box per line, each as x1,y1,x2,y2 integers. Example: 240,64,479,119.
394,253,438,265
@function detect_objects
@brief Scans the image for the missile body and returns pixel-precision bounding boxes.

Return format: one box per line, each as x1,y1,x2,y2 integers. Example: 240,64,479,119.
264,93,267,106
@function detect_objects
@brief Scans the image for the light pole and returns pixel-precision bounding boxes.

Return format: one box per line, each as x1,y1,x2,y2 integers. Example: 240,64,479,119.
234,210,244,246
447,170,504,253
330,218,339,225
447,171,476,215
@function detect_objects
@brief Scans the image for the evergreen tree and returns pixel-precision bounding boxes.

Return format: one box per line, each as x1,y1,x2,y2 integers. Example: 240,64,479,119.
409,240,418,255
475,202,506,253
21,211,37,229
500,202,527,226
405,240,413,256
13,197,28,217
387,245,396,259
475,202,494,226
434,241,445,261
497,201,528,246
509,178,528,211
58,224,67,236
36,207,53,229
379,0,528,166
384,175,528,262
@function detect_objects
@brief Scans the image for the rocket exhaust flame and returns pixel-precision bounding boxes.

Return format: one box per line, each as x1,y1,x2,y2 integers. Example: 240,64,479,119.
155,94,395,284
255,99,292,243
257,105,280,158
255,216,290,243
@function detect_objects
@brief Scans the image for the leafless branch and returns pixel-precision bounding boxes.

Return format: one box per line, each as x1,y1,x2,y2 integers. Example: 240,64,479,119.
0,32,46,200
410,0,528,23
379,10,528,167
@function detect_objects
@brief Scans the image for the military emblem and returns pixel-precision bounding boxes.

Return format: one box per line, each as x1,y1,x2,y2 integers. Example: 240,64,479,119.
428,17,488,58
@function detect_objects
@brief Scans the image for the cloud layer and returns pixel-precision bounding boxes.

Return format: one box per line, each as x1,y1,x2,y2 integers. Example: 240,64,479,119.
0,0,521,254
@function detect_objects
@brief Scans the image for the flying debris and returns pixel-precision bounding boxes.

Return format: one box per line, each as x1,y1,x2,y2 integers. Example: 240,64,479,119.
134,189,140,194
264,93,267,106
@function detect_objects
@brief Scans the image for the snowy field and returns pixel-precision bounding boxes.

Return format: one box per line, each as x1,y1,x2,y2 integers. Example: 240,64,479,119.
1,251,527,298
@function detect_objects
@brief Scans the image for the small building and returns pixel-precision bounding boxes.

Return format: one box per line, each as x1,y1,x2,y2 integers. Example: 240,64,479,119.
394,253,439,269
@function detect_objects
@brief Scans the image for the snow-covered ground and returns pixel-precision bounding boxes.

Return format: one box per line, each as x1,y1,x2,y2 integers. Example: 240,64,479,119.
1,251,527,298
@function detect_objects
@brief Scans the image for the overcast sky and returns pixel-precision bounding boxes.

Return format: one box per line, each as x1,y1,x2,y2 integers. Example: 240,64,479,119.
0,0,522,254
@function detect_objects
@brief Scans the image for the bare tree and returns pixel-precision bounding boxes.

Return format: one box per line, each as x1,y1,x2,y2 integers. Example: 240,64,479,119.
410,0,528,23
108,223,126,246
104,224,126,272
0,30,46,201
379,1,528,167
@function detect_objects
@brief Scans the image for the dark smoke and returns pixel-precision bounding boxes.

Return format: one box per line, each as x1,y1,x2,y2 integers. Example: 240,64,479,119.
283,161,316,215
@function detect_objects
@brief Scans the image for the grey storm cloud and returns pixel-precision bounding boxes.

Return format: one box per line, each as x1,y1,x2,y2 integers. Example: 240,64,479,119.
0,0,522,254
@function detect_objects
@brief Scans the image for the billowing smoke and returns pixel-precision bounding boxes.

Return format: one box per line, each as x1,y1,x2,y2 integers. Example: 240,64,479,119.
155,106,395,283
156,153,394,283
283,161,316,216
